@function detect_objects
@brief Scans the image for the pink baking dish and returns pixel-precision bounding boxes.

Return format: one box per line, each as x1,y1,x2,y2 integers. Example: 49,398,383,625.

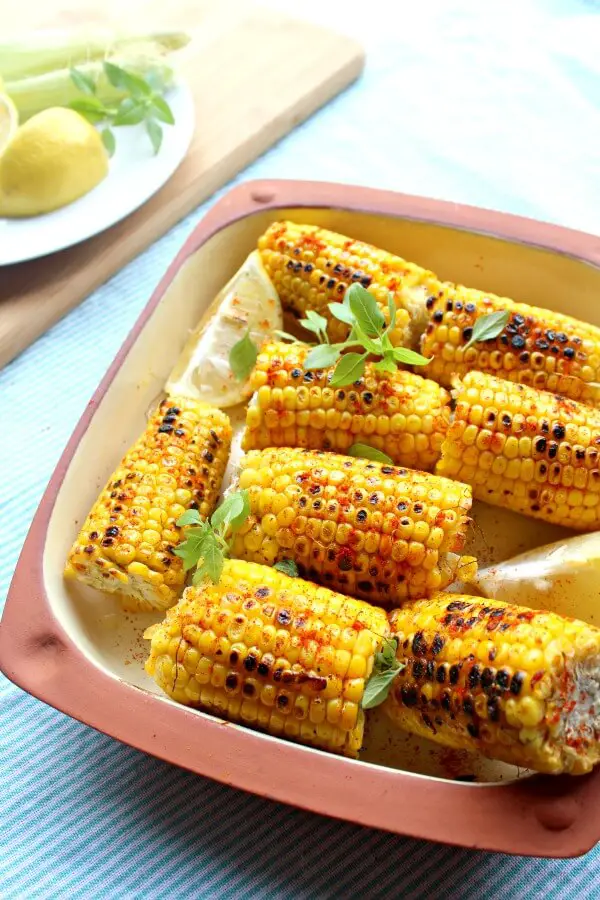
2,179,600,858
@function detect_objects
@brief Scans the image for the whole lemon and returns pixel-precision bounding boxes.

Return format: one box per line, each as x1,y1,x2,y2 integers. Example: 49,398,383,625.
0,107,109,217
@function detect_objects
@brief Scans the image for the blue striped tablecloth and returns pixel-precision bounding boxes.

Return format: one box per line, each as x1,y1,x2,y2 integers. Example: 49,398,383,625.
2,1,599,896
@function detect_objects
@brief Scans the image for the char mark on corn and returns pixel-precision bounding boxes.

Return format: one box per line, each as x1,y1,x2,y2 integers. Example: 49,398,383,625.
382,592,600,775
65,397,232,611
232,448,475,606
145,559,390,756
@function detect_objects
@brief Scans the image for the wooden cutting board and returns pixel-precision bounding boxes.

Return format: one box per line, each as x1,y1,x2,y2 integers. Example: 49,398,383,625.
0,0,364,369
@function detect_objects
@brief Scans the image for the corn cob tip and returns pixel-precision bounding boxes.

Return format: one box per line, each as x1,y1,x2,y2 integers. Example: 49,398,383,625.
383,592,600,775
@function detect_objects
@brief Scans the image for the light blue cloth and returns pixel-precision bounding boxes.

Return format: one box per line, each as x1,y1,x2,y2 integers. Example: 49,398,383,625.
2,1,600,895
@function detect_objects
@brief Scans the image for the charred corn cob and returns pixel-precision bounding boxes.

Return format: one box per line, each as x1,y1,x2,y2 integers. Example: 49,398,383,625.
420,285,600,406
258,221,438,347
437,371,600,530
232,448,475,605
382,592,600,775
65,397,232,611
243,341,451,471
145,559,390,756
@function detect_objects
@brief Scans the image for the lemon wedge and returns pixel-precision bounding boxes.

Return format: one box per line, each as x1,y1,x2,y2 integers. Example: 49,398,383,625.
472,532,600,626
0,107,108,217
0,92,18,156
165,251,283,408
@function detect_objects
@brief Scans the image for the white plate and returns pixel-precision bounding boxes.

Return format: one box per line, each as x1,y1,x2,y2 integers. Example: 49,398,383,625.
0,80,195,266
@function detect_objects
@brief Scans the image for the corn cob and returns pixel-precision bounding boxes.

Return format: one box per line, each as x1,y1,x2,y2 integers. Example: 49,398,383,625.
242,341,451,471
382,592,600,775
420,285,600,406
232,448,475,605
64,397,232,611
437,371,600,531
258,221,438,347
145,559,390,757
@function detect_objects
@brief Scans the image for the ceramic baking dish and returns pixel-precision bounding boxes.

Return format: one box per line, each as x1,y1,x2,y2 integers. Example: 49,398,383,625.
2,180,600,858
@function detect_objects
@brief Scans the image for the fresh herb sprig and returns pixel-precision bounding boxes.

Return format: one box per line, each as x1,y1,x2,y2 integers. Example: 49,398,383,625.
273,559,299,577
175,490,250,585
303,284,431,387
463,309,510,351
347,443,393,465
361,636,404,709
68,61,175,156
228,282,432,388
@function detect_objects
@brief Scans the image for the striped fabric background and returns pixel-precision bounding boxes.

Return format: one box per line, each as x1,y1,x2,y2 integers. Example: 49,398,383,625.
1,1,599,895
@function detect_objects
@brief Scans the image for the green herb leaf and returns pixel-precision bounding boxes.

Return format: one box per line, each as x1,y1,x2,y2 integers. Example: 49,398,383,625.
328,302,355,326
464,309,510,351
351,321,383,355
145,117,163,155
387,294,397,332
347,443,394,465
150,95,175,125
379,636,399,667
101,128,116,157
373,356,397,375
191,530,224,585
273,330,302,343
229,330,258,381
330,352,368,387
392,347,433,367
176,509,203,527
304,344,341,370
347,283,385,336
68,96,107,123
113,98,147,126
274,559,299,578
103,61,151,98
362,636,403,709
381,331,394,354
361,667,401,709
173,522,211,571
70,67,97,96
301,310,329,341
211,490,250,534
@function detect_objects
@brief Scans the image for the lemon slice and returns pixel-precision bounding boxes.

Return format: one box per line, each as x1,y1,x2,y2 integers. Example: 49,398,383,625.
0,92,18,156
472,532,600,626
165,251,283,408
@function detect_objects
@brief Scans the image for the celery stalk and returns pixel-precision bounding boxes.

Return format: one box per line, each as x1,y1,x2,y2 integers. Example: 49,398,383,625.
0,27,190,82
6,56,176,122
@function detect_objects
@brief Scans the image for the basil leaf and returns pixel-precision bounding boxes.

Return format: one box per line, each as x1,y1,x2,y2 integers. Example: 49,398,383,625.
464,309,511,351
328,302,355,326
373,356,397,375
101,128,116,156
173,523,211,571
387,293,397,332
301,310,329,338
145,117,163,154
68,96,107,123
103,61,151,98
273,330,301,343
114,98,147,126
361,667,400,709
191,531,224,585
347,283,385,336
380,636,399,667
150,95,175,125
211,489,251,534
176,509,203,527
330,352,367,387
381,331,394,353
351,321,383,355
347,443,394,465
304,344,341,370
70,67,97,96
392,347,433,367
274,559,299,578
229,330,258,381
